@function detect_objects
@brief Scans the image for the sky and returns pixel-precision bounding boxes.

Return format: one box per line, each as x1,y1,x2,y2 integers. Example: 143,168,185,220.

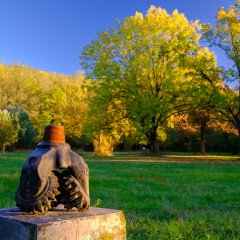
0,0,236,76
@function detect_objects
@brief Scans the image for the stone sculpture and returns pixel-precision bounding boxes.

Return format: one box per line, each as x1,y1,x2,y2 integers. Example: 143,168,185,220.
15,125,90,214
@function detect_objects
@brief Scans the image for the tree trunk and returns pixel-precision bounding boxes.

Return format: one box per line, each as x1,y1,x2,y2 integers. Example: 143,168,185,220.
232,115,240,155
200,120,207,155
148,128,159,154
238,129,240,156
2,145,5,155
93,133,113,156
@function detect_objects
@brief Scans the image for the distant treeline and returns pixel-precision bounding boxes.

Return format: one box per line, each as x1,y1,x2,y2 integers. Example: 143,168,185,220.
0,62,237,155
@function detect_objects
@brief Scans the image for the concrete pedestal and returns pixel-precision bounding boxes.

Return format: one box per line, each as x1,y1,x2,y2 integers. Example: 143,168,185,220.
0,207,126,240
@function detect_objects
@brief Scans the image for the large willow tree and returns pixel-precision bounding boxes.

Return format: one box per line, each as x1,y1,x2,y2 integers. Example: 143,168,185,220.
80,6,204,153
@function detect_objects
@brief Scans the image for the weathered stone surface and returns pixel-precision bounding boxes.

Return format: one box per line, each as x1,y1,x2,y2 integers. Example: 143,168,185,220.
0,207,126,240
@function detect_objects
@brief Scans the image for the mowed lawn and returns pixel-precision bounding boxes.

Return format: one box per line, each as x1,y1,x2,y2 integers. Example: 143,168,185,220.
0,151,240,239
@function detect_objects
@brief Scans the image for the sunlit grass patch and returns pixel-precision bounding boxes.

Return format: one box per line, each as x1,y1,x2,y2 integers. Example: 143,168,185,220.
83,151,239,163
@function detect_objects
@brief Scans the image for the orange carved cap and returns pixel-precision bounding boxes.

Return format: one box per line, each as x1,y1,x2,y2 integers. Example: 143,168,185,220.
43,125,66,143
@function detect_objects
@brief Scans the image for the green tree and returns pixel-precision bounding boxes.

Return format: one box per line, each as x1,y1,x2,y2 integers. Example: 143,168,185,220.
7,106,35,148
202,1,240,153
0,109,19,154
80,6,202,153
84,80,134,155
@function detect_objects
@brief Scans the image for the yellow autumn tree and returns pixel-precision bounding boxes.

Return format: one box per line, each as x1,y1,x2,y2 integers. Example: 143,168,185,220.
80,6,203,153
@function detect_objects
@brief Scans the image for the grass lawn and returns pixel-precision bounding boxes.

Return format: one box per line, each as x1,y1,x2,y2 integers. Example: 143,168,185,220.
0,151,240,239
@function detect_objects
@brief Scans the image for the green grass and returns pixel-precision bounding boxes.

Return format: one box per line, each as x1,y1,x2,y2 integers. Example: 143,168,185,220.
1,151,240,239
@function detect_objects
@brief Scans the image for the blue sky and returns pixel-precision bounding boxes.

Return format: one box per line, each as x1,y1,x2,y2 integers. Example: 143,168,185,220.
0,0,236,75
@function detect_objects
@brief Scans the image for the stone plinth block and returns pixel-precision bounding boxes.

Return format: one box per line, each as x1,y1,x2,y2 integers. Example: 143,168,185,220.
0,207,126,240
